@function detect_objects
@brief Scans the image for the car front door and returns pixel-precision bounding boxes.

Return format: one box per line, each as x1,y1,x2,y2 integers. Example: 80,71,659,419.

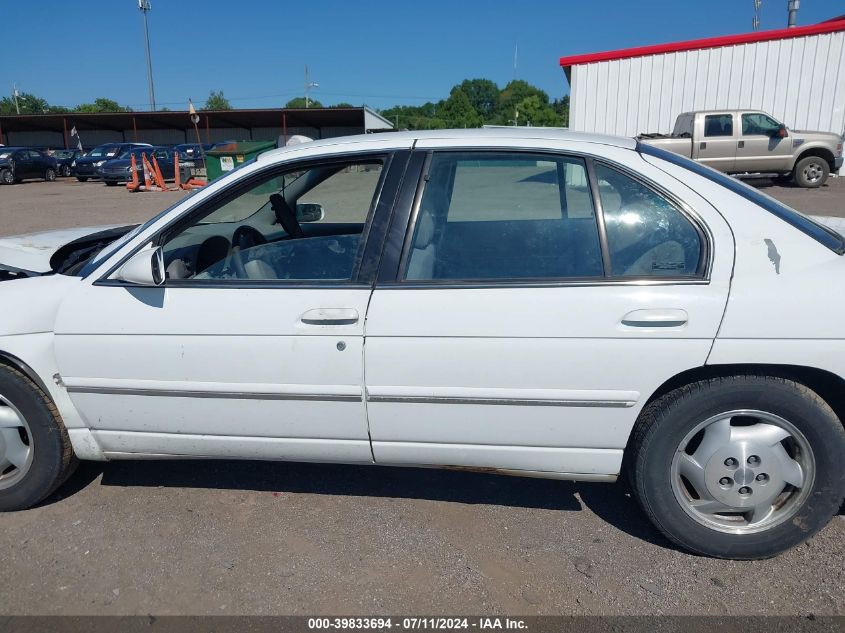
695,113,737,172
53,151,408,462
363,144,733,477
13,151,35,179
736,112,793,173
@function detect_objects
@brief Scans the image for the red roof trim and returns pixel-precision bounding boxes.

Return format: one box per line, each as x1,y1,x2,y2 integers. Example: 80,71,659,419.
559,19,845,68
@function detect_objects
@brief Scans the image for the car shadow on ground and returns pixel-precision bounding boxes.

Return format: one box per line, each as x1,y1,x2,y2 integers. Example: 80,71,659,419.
48,459,678,551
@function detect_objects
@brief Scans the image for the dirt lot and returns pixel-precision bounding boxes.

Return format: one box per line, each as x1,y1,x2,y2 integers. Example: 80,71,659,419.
0,175,843,616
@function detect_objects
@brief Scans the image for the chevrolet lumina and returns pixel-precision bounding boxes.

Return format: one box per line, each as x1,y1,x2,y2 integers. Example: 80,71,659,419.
0,129,843,560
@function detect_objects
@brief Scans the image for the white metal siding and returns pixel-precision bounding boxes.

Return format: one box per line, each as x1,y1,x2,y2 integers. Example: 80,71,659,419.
569,31,845,158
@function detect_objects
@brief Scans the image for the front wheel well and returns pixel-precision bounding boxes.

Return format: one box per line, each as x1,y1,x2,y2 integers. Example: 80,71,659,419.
640,363,845,431
794,147,836,172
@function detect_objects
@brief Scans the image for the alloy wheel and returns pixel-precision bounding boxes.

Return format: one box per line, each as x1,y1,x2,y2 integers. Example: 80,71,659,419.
670,409,814,534
802,161,825,184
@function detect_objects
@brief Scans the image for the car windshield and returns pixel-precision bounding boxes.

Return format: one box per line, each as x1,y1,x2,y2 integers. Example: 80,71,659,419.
177,146,204,159
87,145,119,158
53,150,75,158
118,148,153,159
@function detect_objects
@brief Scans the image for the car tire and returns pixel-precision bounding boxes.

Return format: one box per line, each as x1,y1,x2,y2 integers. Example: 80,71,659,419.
793,156,830,188
104,181,118,187
76,177,88,182
0,365,78,512
62,165,71,177
0,169,12,185
627,375,845,559
45,168,56,182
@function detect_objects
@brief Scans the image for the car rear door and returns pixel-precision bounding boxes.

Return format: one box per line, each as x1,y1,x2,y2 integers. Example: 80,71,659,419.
363,141,733,478
695,113,737,172
53,148,409,461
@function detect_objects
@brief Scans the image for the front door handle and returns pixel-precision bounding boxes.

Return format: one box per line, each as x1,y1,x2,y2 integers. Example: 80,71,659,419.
300,308,359,326
621,309,688,328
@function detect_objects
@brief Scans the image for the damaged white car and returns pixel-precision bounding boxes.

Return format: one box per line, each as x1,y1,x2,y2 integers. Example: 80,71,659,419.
1,129,844,560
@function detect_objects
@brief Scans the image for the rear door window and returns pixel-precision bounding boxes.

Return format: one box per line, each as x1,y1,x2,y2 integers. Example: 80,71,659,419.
594,163,703,277
704,114,733,137
403,152,603,281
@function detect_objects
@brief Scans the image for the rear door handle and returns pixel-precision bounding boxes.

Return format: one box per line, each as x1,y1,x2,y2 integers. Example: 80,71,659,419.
621,309,688,328
299,308,359,326
738,140,745,148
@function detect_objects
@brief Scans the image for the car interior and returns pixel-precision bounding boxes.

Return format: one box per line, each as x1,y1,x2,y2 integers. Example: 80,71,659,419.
162,161,382,282
405,155,605,281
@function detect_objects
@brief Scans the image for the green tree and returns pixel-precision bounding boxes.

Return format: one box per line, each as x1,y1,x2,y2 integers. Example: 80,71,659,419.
493,80,550,124
331,102,356,108
552,95,570,127
457,78,499,118
513,95,563,127
74,98,132,113
285,97,323,108
203,90,232,110
0,92,50,115
439,88,482,128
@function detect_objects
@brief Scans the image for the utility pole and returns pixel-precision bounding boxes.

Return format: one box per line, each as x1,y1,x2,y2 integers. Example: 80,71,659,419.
787,0,800,27
304,65,319,108
12,85,20,114
752,0,762,32
139,0,156,111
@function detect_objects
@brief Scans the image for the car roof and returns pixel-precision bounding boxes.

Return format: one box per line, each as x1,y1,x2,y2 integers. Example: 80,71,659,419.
257,128,637,164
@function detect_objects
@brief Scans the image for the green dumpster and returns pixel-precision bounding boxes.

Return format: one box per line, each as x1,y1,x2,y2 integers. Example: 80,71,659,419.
205,140,277,181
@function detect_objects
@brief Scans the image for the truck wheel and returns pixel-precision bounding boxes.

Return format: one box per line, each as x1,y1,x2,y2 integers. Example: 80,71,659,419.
627,376,845,559
0,169,12,185
76,177,88,183
0,365,78,511
794,156,830,188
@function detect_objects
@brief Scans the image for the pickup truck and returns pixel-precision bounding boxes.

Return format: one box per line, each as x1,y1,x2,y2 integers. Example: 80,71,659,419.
639,110,843,187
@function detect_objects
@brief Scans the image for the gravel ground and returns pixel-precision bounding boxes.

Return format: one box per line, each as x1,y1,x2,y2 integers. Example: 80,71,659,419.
0,175,843,616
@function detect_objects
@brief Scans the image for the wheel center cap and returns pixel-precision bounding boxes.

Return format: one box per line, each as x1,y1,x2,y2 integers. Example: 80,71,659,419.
734,467,755,486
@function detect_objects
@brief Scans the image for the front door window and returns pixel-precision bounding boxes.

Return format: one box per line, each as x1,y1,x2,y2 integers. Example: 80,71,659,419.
161,159,384,282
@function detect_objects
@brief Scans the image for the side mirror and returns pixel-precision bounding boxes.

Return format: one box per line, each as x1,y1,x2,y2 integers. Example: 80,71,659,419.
296,203,325,223
775,125,788,138
114,246,165,286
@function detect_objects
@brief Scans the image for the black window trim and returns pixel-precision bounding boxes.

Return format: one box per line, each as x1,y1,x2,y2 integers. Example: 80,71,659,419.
94,149,406,289
638,141,845,255
377,147,711,288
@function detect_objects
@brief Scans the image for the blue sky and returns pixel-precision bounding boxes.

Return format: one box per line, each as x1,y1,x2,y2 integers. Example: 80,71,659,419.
5,0,843,111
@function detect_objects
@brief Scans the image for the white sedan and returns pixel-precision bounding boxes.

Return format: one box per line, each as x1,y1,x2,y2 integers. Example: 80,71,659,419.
0,129,843,560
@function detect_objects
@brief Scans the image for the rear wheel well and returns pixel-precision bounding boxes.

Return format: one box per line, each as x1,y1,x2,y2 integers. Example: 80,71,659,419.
640,363,845,432
795,148,836,172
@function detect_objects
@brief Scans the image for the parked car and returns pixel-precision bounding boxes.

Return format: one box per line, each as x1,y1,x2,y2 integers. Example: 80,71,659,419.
74,143,152,181
172,143,213,160
639,110,844,187
50,149,83,177
1,129,844,559
0,147,58,184
98,146,175,186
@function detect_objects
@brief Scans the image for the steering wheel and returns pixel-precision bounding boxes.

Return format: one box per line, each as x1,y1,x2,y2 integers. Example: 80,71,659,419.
231,225,268,278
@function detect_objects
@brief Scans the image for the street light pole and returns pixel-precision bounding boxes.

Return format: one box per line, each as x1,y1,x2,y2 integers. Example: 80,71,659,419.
787,0,800,27
139,0,156,111
304,65,318,108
